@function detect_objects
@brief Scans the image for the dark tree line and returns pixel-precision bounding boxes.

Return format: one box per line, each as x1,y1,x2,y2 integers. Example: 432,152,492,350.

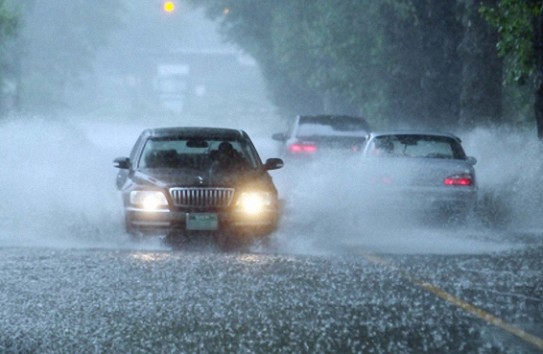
190,0,543,135
1,0,541,136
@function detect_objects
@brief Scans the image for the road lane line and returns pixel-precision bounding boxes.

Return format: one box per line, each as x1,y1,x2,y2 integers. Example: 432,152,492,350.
414,279,543,351
360,252,543,351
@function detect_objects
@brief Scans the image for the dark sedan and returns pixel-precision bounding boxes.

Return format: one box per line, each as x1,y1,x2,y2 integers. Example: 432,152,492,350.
114,127,284,244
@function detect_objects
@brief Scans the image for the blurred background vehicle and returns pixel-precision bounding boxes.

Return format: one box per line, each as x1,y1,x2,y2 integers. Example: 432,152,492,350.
271,115,371,161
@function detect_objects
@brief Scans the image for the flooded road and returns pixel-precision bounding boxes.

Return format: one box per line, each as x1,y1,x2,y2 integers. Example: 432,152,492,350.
0,117,542,353
0,234,541,353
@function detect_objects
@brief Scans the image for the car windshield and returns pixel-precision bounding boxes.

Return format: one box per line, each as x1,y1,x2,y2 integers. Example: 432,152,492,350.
138,137,258,170
368,135,467,159
296,116,369,138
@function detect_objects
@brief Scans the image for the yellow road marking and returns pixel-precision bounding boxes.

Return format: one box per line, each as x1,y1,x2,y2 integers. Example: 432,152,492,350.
361,252,543,351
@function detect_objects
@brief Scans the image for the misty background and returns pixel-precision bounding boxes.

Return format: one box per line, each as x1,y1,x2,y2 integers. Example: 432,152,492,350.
0,0,542,253
0,1,277,130
1,1,541,132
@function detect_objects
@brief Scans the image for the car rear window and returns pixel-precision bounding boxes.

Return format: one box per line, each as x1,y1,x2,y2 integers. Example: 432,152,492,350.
368,135,467,160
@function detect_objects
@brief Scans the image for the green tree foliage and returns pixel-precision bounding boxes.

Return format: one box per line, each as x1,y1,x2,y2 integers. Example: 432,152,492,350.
480,0,542,84
191,0,388,118
272,1,388,116
191,0,530,130
481,0,543,137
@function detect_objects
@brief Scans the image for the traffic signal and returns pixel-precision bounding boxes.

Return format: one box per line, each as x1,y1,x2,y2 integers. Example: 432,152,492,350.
163,1,176,13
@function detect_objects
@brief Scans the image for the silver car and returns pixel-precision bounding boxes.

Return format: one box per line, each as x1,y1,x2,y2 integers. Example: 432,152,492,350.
272,115,371,161
359,131,478,223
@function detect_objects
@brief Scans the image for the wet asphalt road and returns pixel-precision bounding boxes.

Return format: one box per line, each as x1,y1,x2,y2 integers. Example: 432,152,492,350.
0,231,541,354
2,111,543,353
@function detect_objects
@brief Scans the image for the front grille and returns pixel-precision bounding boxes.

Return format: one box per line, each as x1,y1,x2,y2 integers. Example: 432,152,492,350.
169,188,234,208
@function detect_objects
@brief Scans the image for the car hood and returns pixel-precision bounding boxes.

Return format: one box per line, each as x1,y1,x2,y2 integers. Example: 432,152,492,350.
131,168,274,190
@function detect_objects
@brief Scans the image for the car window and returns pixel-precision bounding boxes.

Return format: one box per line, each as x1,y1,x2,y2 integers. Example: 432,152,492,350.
138,137,258,169
368,135,466,159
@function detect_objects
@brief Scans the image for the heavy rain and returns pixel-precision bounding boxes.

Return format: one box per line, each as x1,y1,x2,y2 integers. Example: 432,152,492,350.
0,1,542,353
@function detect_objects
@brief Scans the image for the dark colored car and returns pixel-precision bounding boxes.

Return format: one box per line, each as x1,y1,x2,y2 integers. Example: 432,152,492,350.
114,127,284,243
271,114,371,160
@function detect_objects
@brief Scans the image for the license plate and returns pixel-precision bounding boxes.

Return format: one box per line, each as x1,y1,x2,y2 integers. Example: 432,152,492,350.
186,213,218,230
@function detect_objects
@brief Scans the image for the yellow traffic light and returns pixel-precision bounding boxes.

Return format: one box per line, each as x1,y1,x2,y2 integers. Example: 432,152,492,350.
163,1,175,13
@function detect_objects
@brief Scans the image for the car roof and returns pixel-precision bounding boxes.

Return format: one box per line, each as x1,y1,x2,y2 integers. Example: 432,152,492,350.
368,130,462,142
142,127,248,140
297,114,370,126
298,114,367,120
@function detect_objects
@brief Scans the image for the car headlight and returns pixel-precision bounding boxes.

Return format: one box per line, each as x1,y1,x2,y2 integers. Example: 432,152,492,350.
130,190,168,210
236,191,274,214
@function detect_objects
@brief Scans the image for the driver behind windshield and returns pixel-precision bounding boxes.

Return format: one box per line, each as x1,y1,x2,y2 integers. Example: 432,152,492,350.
210,141,249,172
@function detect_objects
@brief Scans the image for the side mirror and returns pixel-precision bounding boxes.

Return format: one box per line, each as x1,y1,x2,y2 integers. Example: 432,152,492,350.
272,132,286,142
263,158,284,171
114,157,131,169
466,156,477,165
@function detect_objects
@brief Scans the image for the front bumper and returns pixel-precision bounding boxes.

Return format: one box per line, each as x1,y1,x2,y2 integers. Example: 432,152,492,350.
125,207,279,236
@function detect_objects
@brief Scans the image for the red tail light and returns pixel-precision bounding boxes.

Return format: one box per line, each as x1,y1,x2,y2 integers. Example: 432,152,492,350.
444,174,473,186
288,143,317,154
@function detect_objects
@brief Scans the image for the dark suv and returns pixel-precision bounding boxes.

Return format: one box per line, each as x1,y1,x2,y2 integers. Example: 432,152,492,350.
114,127,284,243
272,114,371,160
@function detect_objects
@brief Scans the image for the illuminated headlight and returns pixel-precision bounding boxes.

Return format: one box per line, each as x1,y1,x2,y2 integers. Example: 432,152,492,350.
130,190,168,210
236,192,274,214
